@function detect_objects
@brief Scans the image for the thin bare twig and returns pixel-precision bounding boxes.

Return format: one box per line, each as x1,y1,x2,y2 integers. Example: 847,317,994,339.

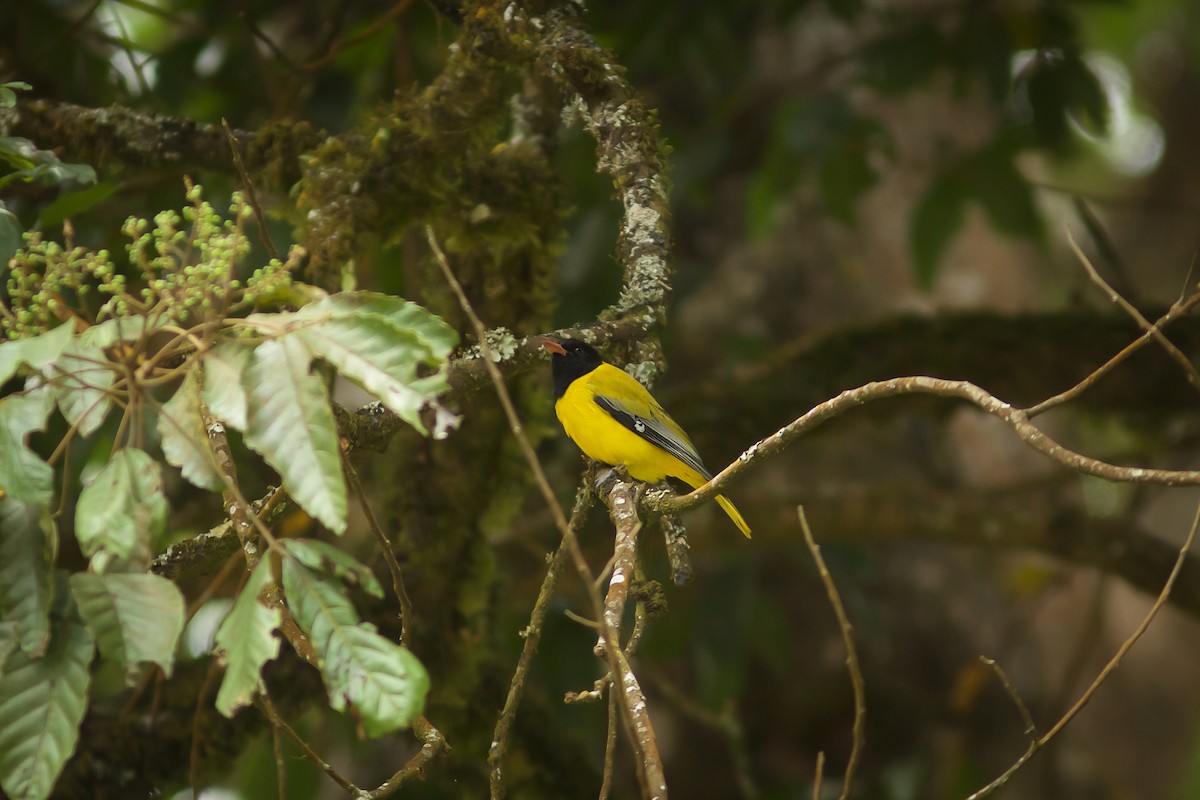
359,716,449,799
1023,298,1200,418
599,693,619,800
345,456,414,646
489,485,591,798
259,695,447,799
221,118,278,260
649,674,758,800
424,226,591,578
270,710,287,800
258,694,360,794
658,376,1200,518
964,499,1200,799
980,656,1036,737
798,506,865,800
1066,228,1200,391
189,661,223,797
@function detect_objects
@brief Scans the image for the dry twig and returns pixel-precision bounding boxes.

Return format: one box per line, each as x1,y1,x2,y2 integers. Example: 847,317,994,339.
798,506,865,800
658,376,1200,519
964,499,1200,799
488,486,591,796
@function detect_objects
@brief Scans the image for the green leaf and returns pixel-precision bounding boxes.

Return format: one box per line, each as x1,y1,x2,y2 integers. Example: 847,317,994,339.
910,172,967,288
68,573,184,680
0,617,93,800
51,338,114,438
75,448,166,573
0,206,21,266
282,539,383,599
295,313,451,436
282,558,428,735
322,624,428,737
201,341,252,430
298,292,457,360
36,182,119,230
0,499,57,657
0,137,96,192
213,560,281,717
0,389,57,507
0,322,75,387
242,337,346,533
158,367,224,491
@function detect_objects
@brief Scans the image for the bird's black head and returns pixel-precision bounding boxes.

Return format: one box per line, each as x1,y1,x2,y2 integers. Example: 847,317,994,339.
543,338,604,398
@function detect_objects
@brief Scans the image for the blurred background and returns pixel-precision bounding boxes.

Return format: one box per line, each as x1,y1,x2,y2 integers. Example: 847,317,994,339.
4,1,1200,798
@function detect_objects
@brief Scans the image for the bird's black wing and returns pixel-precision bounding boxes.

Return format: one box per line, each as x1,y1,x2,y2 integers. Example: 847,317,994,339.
593,395,712,480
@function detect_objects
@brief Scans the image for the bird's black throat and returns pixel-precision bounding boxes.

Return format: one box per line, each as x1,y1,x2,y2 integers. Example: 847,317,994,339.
550,339,603,398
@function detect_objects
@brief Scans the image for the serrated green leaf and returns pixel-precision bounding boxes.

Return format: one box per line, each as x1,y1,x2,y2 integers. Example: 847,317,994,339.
36,182,119,230
298,292,457,360
0,322,75,386
282,539,383,599
242,337,346,533
322,623,428,737
0,499,56,657
295,314,450,435
0,207,21,266
910,173,967,288
0,617,93,800
75,448,166,573
213,560,281,717
158,367,224,491
0,389,57,506
68,573,184,680
201,341,252,430
282,559,427,735
51,337,114,438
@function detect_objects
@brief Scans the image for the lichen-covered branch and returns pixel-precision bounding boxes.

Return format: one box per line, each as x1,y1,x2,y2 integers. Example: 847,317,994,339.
0,99,323,191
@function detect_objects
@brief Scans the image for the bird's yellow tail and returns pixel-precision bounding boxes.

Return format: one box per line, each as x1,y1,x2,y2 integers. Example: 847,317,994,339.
716,494,751,538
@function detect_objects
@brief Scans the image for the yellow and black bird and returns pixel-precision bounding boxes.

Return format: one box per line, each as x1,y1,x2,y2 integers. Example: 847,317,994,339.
543,338,750,538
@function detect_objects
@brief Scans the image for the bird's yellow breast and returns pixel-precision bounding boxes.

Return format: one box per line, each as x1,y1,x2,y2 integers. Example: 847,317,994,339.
554,364,706,487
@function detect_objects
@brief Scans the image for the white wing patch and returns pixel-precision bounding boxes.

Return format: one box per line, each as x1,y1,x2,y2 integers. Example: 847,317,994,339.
593,395,712,480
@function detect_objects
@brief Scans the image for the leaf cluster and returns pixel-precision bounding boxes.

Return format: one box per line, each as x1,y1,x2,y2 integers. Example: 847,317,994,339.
0,186,458,800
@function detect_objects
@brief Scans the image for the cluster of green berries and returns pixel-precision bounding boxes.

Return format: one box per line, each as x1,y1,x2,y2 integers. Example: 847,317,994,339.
3,184,298,340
